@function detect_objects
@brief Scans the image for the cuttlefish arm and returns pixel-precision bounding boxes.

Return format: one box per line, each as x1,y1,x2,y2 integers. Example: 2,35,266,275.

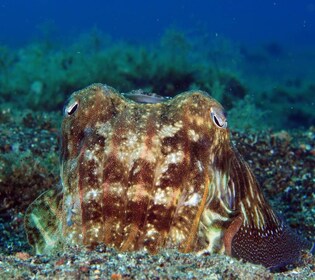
24,187,63,254
224,150,313,270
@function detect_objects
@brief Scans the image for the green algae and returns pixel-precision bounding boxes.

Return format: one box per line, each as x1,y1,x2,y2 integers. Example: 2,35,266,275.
1,29,314,130
0,29,255,131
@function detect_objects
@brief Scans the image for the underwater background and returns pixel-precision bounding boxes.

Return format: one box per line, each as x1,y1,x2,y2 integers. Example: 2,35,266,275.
0,1,314,278
0,0,315,129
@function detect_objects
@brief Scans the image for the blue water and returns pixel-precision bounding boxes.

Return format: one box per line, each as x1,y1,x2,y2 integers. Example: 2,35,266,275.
1,0,315,47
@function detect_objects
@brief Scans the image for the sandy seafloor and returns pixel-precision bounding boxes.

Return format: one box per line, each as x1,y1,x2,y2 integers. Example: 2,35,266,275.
0,110,314,279
0,246,314,280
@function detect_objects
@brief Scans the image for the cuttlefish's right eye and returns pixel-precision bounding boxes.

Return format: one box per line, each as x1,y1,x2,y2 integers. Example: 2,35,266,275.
210,107,227,129
64,101,79,116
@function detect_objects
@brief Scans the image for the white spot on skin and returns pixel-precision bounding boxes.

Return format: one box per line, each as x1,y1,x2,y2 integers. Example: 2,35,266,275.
153,187,179,207
169,228,185,243
240,202,249,226
143,223,160,244
132,164,141,175
155,150,185,185
159,121,183,138
115,221,122,231
65,195,72,208
117,148,139,163
196,160,203,172
162,150,185,172
95,122,112,138
85,188,101,201
183,193,201,207
167,151,184,164
84,149,100,163
65,195,75,227
153,188,168,205
91,225,100,238
146,228,157,238
92,144,101,152
110,183,125,197
122,131,139,147
126,184,149,202
246,196,251,208
188,129,200,142
116,131,162,168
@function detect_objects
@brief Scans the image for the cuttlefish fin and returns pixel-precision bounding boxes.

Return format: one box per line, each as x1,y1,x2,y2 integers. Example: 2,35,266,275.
24,187,63,254
226,151,313,270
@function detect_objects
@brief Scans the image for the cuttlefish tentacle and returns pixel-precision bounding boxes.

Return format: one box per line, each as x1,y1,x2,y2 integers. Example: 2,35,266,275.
24,188,63,254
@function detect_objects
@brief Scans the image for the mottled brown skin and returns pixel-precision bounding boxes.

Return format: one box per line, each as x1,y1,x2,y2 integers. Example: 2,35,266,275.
25,84,312,270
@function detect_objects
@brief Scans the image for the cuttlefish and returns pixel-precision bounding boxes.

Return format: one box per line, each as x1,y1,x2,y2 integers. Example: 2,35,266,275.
25,83,313,270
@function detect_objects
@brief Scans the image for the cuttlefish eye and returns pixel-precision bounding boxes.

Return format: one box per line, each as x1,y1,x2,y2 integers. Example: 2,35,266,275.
210,107,227,129
65,101,79,116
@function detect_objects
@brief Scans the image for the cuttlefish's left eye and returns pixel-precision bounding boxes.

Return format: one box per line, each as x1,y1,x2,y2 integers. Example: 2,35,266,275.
210,107,227,129
64,101,79,116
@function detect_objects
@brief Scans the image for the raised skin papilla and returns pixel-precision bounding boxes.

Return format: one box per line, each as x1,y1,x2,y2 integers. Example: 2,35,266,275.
25,83,313,270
